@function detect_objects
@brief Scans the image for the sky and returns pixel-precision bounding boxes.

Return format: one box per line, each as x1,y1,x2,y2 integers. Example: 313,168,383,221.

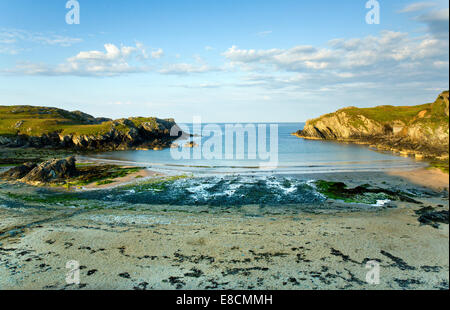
0,0,449,122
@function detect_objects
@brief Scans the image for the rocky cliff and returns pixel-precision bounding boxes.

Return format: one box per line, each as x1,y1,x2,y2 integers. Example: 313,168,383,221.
0,106,183,151
295,91,449,159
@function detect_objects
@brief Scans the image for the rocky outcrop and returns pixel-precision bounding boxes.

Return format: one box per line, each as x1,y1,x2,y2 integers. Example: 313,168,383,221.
295,91,449,159
54,118,182,151
0,105,184,151
21,156,77,184
1,157,78,184
0,162,37,180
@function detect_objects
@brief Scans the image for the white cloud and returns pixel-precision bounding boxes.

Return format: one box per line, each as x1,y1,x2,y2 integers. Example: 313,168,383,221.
111,101,132,105
177,82,222,89
416,8,449,38
399,2,437,13
4,43,159,77
222,30,448,92
224,30,447,72
0,29,82,54
159,63,219,75
398,3,449,38
257,30,273,37
151,48,164,59
160,54,221,75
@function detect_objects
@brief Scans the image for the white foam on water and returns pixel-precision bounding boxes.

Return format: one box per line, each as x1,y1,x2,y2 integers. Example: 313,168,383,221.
373,199,391,207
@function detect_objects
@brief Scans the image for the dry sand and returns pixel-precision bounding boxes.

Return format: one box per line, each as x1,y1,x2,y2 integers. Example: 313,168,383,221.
387,168,449,192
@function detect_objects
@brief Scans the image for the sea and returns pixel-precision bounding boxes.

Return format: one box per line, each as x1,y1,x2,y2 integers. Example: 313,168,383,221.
87,122,424,175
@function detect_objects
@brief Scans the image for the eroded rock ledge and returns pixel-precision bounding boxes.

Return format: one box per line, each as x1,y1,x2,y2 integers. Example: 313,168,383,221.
294,91,449,160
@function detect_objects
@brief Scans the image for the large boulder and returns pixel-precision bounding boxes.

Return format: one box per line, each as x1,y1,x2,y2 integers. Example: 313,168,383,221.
0,162,37,180
20,156,77,184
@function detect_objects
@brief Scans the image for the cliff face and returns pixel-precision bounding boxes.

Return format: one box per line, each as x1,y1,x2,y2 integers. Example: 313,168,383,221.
295,91,449,158
0,106,182,151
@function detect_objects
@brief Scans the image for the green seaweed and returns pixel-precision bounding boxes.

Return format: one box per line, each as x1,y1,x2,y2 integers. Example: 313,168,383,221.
314,180,397,205
67,165,145,187
96,179,115,186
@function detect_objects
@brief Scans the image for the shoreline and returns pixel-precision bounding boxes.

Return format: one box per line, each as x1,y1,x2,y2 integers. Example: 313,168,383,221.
0,158,448,290
292,132,449,163
77,154,448,193
1,154,447,193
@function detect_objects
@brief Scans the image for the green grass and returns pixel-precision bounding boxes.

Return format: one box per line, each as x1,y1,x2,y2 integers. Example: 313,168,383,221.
0,164,16,167
0,105,170,137
344,104,430,124
427,160,449,174
309,91,449,131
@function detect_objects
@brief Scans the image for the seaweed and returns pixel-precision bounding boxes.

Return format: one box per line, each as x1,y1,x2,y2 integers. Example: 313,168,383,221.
314,180,421,205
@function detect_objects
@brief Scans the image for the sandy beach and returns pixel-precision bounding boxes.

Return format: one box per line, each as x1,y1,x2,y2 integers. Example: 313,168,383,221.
0,168,448,290
387,168,449,193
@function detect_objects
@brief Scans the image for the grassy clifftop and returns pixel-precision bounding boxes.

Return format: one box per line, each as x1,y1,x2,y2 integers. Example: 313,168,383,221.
0,105,165,136
296,91,449,160
0,105,179,150
309,91,448,129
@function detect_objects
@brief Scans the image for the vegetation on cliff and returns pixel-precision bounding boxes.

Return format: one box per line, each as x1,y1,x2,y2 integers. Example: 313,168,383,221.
0,105,182,150
295,91,449,162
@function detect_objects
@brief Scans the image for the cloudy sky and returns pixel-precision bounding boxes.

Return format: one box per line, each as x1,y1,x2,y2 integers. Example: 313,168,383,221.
0,0,448,122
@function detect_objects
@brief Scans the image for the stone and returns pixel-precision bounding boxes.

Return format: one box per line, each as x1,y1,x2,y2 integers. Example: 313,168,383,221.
0,162,37,180
20,156,77,184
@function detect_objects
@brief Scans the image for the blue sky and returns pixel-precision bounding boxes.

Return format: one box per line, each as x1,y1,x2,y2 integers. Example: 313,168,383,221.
0,0,448,122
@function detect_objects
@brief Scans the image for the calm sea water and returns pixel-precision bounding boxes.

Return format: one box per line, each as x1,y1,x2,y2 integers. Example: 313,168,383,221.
88,123,423,174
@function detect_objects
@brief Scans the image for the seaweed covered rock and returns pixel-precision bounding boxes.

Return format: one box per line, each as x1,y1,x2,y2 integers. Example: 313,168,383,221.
415,207,449,228
0,162,37,180
20,156,77,184
314,180,422,204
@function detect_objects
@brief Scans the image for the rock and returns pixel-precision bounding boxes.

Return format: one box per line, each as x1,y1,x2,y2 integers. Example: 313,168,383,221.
0,106,184,152
415,207,449,229
20,156,77,184
295,91,449,159
0,162,37,180
14,120,24,129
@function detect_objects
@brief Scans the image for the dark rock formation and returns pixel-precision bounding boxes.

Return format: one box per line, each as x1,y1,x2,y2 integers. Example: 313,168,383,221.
19,156,77,184
415,207,449,229
0,162,37,180
0,105,185,151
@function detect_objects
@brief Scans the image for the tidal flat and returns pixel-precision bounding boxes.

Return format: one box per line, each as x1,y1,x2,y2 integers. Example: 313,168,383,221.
0,169,448,290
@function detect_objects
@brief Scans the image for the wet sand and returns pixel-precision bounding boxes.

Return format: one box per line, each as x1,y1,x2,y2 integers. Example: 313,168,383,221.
80,168,164,190
0,170,448,290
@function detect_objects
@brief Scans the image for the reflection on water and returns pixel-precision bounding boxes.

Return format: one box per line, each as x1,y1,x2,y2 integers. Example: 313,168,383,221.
88,123,424,174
